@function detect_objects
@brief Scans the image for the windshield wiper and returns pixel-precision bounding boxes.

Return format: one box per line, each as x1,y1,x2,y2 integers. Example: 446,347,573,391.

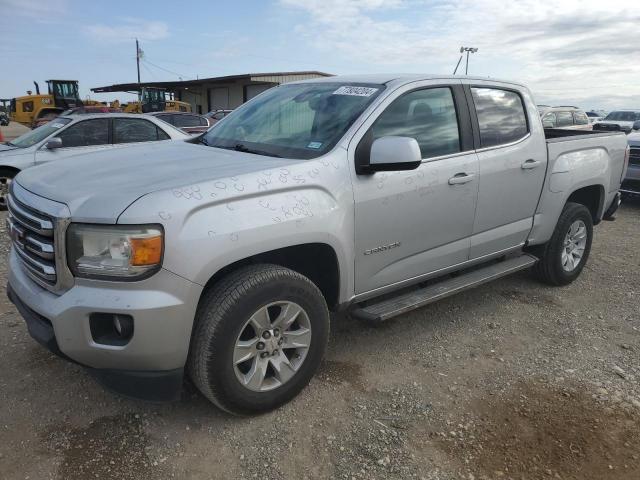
234,143,282,158
212,143,282,158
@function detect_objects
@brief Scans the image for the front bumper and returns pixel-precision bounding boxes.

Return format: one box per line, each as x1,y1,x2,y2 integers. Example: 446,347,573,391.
7,250,203,400
621,164,640,195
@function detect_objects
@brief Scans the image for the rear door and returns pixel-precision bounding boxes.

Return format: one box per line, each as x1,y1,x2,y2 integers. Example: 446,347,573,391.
464,82,547,258
35,118,110,164
351,81,479,294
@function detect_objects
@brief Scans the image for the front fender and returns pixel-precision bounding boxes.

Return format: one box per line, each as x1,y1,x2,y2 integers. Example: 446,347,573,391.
118,154,355,304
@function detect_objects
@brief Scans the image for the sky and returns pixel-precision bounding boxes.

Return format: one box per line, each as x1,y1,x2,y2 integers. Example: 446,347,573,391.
0,0,638,110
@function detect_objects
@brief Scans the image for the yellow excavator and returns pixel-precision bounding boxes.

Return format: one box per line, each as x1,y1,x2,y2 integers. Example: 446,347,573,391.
9,80,92,128
120,87,191,114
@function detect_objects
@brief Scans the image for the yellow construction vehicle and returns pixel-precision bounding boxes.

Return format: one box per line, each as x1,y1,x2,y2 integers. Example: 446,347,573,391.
122,87,191,114
9,80,86,128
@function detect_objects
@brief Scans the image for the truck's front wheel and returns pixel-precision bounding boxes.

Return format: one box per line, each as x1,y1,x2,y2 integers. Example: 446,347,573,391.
533,202,593,286
188,264,330,415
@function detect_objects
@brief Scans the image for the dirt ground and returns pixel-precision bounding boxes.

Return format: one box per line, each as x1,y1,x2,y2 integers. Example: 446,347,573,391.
1,200,639,480
1,121,30,141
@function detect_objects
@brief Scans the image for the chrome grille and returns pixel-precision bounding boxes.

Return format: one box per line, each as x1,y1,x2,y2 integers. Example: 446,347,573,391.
7,194,57,287
629,147,640,166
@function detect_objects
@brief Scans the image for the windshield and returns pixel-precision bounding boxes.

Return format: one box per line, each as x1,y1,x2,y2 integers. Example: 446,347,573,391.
201,83,384,159
8,118,72,148
604,111,640,121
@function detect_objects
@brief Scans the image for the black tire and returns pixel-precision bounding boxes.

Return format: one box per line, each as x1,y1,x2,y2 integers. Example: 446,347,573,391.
0,168,17,211
188,264,330,415
533,202,593,286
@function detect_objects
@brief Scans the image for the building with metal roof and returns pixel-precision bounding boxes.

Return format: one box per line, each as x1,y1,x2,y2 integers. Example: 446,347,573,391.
92,71,332,114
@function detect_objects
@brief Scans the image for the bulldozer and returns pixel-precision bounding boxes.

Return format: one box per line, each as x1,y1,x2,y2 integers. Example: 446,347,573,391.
9,80,88,128
122,87,191,114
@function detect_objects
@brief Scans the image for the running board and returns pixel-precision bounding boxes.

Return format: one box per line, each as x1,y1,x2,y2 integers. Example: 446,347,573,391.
351,254,538,323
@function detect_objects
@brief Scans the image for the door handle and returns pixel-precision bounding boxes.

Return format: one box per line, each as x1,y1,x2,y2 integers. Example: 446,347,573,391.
521,159,541,169
448,173,475,185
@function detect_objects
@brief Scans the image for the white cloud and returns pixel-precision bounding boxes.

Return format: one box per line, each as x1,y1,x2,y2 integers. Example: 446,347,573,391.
2,0,68,17
281,0,640,109
83,18,169,44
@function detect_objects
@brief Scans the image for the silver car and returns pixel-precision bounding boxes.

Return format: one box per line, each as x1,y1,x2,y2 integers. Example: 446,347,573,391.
0,113,189,208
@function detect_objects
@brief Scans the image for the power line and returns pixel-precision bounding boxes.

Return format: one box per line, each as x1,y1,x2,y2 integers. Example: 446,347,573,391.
142,59,187,79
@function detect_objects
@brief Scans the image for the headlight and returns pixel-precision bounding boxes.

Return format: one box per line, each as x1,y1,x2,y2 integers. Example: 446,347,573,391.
67,224,163,280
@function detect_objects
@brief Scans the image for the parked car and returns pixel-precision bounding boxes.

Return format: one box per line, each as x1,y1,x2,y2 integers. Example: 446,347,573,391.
0,111,9,126
6,75,628,414
593,110,640,134
621,132,640,196
585,111,605,124
0,113,188,208
540,106,592,130
204,109,233,125
148,111,210,135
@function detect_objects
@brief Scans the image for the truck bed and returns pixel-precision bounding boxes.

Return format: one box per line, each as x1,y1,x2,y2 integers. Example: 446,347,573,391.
544,128,626,142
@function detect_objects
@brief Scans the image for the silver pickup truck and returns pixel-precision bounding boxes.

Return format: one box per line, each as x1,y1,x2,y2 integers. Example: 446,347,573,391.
6,75,629,414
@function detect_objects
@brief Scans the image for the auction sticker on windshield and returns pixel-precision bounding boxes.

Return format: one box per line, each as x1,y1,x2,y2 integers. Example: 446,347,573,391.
333,86,378,97
50,123,65,129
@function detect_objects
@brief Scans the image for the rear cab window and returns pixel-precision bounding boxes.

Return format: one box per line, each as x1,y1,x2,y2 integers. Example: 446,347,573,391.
471,87,528,148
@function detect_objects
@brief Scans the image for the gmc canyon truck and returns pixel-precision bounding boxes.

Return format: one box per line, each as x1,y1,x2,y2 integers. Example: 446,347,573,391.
6,75,629,415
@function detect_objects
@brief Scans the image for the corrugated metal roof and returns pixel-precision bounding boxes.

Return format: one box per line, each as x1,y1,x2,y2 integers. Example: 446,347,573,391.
91,71,333,93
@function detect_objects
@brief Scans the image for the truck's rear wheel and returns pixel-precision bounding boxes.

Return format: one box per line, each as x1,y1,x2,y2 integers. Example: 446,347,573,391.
188,264,329,415
533,202,593,286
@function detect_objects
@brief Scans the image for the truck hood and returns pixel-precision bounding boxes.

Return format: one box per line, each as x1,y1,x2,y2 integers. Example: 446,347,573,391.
15,140,298,222
0,144,24,153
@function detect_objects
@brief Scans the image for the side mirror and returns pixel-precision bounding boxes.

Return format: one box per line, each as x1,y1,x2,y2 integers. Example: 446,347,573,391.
542,120,554,128
45,137,63,150
633,120,640,131
368,136,422,172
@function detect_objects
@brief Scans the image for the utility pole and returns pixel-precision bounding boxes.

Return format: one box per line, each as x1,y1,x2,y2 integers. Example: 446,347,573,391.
136,38,141,102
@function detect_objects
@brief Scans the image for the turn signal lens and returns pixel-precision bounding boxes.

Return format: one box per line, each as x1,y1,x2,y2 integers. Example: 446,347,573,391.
131,236,163,266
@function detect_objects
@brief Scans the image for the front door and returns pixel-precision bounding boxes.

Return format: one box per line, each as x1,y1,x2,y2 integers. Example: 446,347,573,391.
352,84,479,295
35,118,110,165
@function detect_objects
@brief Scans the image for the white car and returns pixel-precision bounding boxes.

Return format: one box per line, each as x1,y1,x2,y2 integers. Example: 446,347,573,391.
0,113,189,208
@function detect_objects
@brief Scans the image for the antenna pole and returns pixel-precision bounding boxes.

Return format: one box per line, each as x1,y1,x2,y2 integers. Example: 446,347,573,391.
453,55,463,75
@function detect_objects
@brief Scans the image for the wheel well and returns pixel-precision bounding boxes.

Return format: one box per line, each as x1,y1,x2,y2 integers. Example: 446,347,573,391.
566,185,604,225
203,243,341,310
0,166,20,175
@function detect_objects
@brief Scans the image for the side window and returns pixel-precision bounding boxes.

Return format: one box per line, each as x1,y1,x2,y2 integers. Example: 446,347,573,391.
173,115,203,128
471,88,528,148
370,87,460,159
56,119,109,147
573,111,589,125
156,114,174,125
542,112,556,128
113,118,160,143
556,111,573,127
157,127,170,140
